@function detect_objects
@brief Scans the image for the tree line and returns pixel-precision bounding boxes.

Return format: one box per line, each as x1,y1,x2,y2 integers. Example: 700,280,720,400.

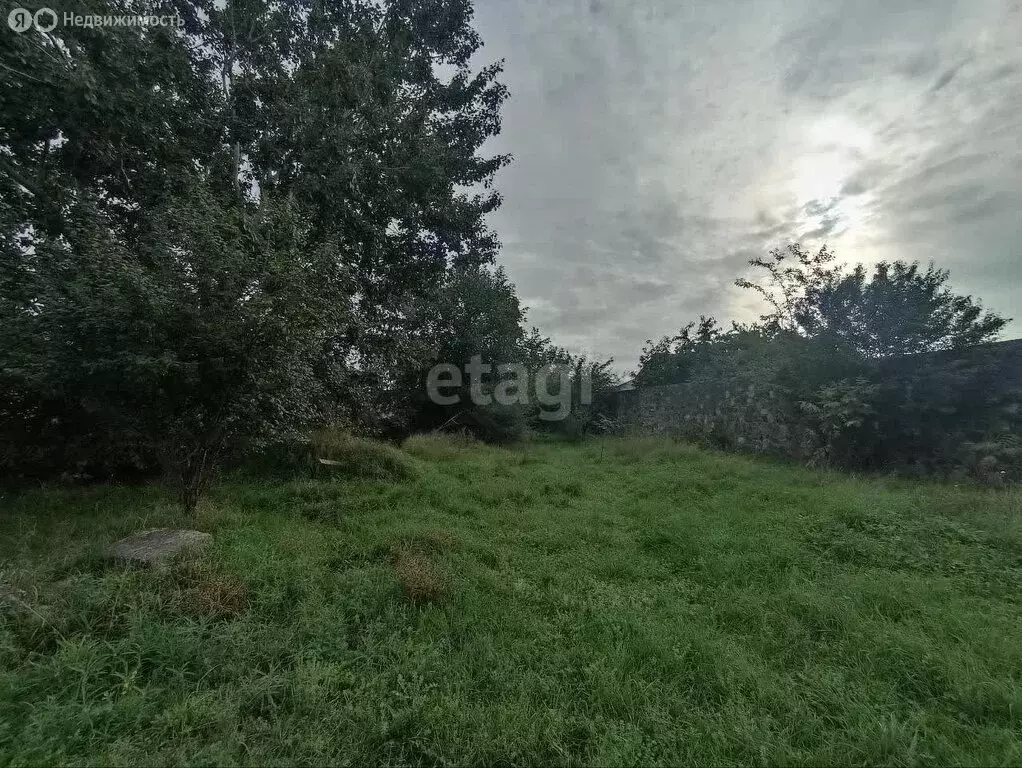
3,0,1014,505
0,0,613,507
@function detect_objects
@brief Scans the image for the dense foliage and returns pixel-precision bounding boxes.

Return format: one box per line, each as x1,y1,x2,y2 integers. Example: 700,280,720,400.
633,244,1019,481
0,0,613,502
735,244,1008,356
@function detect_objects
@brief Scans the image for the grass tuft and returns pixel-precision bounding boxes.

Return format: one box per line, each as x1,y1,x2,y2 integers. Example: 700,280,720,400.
402,433,482,461
180,566,250,620
393,549,448,603
310,428,418,481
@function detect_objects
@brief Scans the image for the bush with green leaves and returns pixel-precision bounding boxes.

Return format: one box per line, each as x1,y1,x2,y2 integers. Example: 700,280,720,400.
631,244,1017,481
799,378,880,468
2,185,348,508
959,434,1022,484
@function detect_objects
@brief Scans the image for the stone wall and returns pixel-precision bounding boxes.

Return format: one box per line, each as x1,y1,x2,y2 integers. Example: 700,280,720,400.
618,339,1022,430
614,376,797,450
614,339,1022,469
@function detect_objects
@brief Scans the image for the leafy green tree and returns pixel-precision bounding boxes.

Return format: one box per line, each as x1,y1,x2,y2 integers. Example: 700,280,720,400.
734,244,842,334
394,263,527,436
1,10,236,494
735,244,1009,356
0,0,511,503
800,261,1009,357
634,316,724,386
207,0,511,387
2,183,348,508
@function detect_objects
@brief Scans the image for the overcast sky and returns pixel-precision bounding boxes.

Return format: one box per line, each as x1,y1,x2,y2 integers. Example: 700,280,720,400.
471,0,1022,372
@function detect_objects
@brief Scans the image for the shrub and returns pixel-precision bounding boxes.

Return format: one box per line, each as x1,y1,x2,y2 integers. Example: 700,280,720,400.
959,434,1022,484
460,402,529,444
587,413,622,436
800,378,880,468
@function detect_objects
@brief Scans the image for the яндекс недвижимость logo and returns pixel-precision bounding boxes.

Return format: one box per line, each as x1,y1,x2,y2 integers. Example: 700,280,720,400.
7,7,182,32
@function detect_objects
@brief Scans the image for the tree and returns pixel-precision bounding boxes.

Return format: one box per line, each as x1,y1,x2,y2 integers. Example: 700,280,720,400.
800,261,1009,358
1,182,348,508
734,243,842,335
736,244,1009,357
213,0,511,391
398,263,528,436
0,0,511,503
634,316,724,386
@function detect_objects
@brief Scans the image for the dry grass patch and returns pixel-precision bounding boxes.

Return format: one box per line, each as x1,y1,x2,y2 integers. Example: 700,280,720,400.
418,529,460,551
172,562,249,619
188,576,249,619
393,549,447,603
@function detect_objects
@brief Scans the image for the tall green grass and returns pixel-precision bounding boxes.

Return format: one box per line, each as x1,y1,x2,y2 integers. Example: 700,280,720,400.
1,437,1020,764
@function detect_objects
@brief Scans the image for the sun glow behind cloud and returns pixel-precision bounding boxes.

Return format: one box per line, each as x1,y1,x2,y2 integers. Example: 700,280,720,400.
790,115,877,241
472,0,1022,372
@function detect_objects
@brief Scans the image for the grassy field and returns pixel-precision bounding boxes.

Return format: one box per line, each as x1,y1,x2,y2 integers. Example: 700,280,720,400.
2,436,1021,766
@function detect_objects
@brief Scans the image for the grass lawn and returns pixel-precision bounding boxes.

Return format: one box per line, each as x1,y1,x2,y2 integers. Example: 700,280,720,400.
2,436,1021,765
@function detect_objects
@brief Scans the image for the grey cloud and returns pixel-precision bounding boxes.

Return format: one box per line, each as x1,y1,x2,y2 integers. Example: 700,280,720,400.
777,0,961,99
473,0,1022,372
929,58,971,93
